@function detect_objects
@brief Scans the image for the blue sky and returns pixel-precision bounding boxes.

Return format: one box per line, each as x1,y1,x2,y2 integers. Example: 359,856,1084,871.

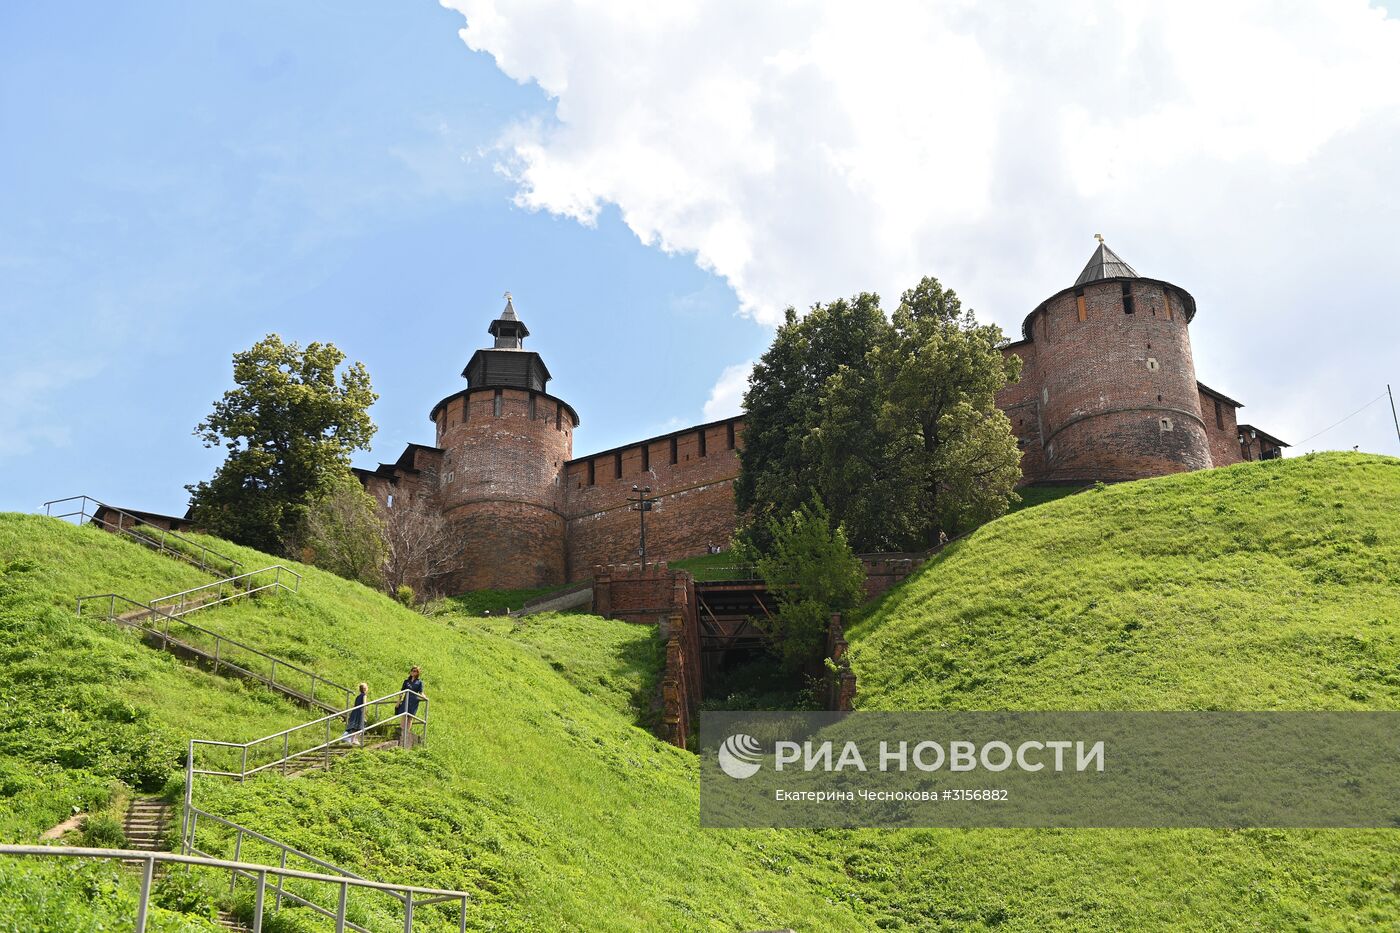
3,2,1399,517
0,1,769,515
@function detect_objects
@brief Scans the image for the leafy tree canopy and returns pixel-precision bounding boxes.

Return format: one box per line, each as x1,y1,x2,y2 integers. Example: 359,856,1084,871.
737,277,1021,552
751,500,865,672
187,334,377,553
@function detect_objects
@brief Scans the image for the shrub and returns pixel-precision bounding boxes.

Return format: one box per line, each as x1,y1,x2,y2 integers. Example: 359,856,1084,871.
80,813,125,848
153,869,219,917
395,584,415,607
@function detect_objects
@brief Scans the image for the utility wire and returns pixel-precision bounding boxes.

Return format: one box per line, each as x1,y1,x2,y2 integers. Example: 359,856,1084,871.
1294,392,1388,447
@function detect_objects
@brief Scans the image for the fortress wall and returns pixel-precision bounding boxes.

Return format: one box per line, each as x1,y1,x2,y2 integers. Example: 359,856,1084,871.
998,339,1048,484
1200,388,1244,467
1031,280,1211,482
562,418,744,581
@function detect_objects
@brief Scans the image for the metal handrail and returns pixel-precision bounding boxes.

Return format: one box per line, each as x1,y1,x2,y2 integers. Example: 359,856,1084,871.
187,690,428,783
77,591,354,712
148,564,302,616
184,806,402,931
181,690,432,921
42,495,242,577
0,844,470,933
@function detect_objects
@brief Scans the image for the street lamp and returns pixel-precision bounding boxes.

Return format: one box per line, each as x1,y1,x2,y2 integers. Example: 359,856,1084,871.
629,484,656,559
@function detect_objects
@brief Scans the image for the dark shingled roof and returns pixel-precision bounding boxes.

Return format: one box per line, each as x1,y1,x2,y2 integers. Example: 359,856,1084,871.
1075,241,1139,286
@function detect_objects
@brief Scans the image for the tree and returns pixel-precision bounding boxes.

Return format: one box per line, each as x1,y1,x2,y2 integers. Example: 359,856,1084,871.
735,294,887,551
299,473,387,588
381,489,465,601
753,500,865,672
187,335,377,553
738,276,1022,552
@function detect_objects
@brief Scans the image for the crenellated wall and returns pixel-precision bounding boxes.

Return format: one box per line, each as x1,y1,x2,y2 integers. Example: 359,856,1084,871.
562,417,744,581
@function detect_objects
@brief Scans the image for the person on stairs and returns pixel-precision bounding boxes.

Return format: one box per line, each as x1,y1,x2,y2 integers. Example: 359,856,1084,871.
342,682,368,746
395,666,426,747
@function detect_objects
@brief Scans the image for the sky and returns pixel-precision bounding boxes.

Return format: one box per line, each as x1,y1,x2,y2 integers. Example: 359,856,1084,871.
2,1,1398,516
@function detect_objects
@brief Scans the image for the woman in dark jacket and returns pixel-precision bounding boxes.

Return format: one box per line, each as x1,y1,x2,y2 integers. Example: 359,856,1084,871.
342,682,368,746
400,667,425,716
396,667,425,747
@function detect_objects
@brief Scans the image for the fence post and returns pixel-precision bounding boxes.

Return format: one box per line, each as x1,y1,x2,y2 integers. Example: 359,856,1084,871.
231,829,243,893
325,719,332,770
404,894,414,932
336,881,349,933
135,855,155,933
252,870,267,933
240,746,248,782
182,743,193,852
282,733,290,776
460,894,469,933
274,849,287,911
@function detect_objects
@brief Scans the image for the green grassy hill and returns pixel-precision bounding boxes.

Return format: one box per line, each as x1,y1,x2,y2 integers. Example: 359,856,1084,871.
2,451,1398,930
834,452,1400,928
0,513,860,931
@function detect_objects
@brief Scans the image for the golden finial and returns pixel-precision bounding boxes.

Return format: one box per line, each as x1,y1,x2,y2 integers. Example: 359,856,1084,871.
1094,233,1105,244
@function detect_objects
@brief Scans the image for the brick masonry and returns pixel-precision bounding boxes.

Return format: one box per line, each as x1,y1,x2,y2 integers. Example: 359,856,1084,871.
348,250,1286,593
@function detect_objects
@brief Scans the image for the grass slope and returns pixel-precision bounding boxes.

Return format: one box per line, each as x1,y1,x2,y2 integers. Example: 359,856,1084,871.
835,452,1400,929
0,514,863,931
4,452,1398,930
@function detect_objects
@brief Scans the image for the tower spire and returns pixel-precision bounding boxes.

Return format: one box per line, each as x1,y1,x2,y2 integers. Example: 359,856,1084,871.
1075,236,1138,286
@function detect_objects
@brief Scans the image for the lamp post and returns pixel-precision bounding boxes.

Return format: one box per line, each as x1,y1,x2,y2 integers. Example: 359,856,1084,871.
629,484,656,560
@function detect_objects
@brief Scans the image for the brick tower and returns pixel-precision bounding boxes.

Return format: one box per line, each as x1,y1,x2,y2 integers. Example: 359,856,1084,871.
1013,239,1212,481
429,295,579,591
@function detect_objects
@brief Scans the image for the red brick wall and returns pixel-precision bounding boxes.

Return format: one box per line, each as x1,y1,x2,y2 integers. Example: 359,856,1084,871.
592,563,700,748
1024,280,1211,482
1200,389,1243,467
433,386,576,590
998,340,1047,484
562,418,743,581
858,553,926,600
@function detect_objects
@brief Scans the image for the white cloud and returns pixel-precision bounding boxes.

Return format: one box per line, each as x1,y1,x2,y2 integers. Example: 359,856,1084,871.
442,0,1400,455
702,361,752,422
0,364,83,461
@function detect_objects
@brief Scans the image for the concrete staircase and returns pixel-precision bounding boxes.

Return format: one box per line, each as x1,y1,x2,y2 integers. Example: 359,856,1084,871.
122,796,173,853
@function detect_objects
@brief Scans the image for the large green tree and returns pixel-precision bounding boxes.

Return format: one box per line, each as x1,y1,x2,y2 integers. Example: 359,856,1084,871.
738,277,1021,553
187,335,377,553
734,293,887,549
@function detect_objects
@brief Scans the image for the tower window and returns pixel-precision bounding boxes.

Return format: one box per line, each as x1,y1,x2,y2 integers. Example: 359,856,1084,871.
386,494,394,509
529,394,537,419
1160,417,1174,432
587,460,595,486
698,429,707,458
670,436,678,465
727,421,736,449
462,397,469,423
556,403,562,430
1215,400,1224,430
493,388,503,417
642,444,650,472
1075,289,1086,322
1146,357,1159,371
1121,282,1135,314
1164,291,1174,320
614,452,622,479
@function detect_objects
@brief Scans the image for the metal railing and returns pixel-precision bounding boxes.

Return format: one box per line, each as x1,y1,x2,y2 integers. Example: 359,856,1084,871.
147,564,302,616
42,495,242,577
77,591,353,713
686,564,759,582
185,690,428,789
0,844,470,933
